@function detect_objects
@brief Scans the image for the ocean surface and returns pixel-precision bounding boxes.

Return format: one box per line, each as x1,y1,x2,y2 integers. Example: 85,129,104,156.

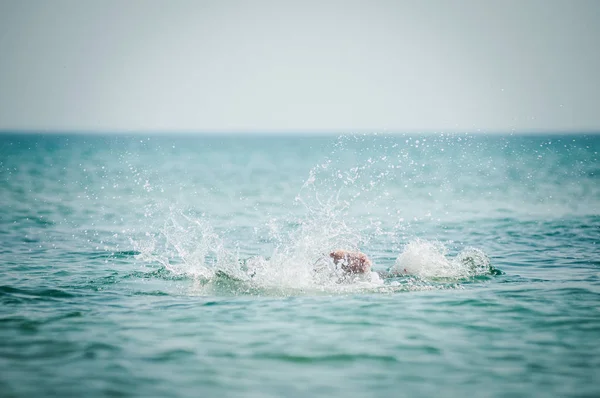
0,133,599,397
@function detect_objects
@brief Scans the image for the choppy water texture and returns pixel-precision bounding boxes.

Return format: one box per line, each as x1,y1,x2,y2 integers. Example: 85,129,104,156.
1,133,599,397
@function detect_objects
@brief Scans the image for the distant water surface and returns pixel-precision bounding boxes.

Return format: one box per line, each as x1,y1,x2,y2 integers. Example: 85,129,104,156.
0,133,599,397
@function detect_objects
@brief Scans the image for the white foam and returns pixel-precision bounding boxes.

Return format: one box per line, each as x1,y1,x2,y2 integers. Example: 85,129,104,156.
134,209,492,296
391,239,492,279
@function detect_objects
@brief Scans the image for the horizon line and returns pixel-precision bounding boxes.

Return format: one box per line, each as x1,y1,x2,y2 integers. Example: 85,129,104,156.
1,128,600,136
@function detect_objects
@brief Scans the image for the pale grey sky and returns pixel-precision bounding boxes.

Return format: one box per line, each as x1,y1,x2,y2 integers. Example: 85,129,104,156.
0,0,599,133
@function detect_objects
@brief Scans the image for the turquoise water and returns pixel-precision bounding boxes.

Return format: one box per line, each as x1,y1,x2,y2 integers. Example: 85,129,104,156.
1,133,599,397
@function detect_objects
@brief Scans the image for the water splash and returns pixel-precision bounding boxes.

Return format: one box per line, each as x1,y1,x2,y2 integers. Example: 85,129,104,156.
133,210,496,296
391,239,495,279
131,134,499,295
133,209,234,280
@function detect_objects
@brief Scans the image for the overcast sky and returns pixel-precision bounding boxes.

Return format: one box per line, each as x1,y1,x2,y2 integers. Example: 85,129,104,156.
0,0,599,133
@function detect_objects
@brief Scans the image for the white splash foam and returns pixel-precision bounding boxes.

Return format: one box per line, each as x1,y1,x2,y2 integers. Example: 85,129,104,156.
391,239,492,279
133,209,492,296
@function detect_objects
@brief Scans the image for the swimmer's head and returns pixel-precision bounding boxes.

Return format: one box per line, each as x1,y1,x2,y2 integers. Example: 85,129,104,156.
329,250,372,274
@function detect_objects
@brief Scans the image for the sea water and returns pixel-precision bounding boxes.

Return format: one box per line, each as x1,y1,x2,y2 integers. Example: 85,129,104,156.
0,133,598,397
